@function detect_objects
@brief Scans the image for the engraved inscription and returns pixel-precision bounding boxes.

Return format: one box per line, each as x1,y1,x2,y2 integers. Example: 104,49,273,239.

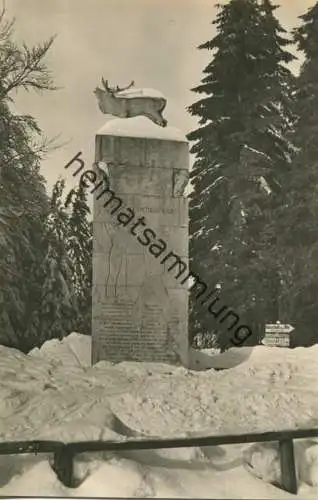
138,206,175,214
112,167,172,197
95,301,135,333
94,300,168,357
141,304,165,334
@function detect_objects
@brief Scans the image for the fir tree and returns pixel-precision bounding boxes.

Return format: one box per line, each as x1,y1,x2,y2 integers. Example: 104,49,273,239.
0,9,57,351
187,0,296,349
278,2,318,347
33,178,76,347
0,9,93,351
65,183,92,335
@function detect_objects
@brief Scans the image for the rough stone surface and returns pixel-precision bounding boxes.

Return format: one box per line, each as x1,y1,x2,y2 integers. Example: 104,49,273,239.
92,126,189,365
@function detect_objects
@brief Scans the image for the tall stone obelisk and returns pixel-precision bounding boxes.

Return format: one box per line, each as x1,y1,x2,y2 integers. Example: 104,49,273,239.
92,93,189,366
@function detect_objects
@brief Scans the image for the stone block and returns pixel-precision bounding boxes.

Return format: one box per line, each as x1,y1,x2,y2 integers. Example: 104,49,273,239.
92,121,189,366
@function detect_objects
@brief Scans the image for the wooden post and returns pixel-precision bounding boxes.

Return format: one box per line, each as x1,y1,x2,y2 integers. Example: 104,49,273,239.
52,446,75,488
279,439,297,494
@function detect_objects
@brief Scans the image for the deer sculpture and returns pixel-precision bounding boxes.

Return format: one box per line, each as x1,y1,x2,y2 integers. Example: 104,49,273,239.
93,78,168,127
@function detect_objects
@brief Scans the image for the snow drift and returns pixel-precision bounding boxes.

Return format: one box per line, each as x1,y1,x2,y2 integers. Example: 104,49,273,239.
0,332,317,498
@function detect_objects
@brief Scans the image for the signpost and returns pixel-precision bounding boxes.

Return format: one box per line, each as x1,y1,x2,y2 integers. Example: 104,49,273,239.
262,322,294,347
265,324,294,334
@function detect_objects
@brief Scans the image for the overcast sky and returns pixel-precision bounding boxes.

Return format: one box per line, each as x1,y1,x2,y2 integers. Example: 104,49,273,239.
5,0,316,192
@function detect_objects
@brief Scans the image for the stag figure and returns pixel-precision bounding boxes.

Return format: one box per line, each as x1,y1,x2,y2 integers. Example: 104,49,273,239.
94,78,167,127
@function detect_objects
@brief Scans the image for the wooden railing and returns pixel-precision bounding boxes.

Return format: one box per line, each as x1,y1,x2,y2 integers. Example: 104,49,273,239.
1,427,318,495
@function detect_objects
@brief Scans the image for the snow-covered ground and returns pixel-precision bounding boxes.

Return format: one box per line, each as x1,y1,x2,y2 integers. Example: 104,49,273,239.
0,332,318,498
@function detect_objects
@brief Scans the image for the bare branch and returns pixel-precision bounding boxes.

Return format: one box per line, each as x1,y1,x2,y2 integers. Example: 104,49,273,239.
0,17,58,100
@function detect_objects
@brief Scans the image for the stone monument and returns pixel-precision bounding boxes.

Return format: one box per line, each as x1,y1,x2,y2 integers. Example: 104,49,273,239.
92,80,189,366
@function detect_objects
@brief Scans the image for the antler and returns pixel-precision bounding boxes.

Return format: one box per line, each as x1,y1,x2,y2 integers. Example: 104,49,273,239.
115,80,135,93
100,78,135,94
101,77,112,91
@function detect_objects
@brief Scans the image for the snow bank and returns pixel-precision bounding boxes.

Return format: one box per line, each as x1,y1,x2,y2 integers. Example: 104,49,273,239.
29,331,91,368
0,333,317,498
111,344,318,438
97,116,187,142
189,346,254,370
244,440,318,488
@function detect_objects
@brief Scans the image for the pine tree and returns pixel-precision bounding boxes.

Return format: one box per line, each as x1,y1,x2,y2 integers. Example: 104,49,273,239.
187,0,296,349
278,2,318,347
0,9,57,351
65,183,93,335
0,9,93,351
25,178,93,350
32,178,76,348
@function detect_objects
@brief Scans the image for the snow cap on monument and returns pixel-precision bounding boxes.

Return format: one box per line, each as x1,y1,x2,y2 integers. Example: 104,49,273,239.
97,116,187,142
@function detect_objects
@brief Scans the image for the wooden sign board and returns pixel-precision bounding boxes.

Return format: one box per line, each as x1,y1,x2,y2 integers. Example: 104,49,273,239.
265,323,294,333
262,333,290,347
